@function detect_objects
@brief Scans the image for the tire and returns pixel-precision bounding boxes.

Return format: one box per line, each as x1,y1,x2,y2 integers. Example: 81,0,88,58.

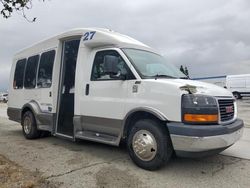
22,111,41,139
127,119,173,170
233,92,241,100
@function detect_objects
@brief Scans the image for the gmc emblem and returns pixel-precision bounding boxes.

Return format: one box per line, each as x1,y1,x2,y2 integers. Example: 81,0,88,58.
225,106,234,113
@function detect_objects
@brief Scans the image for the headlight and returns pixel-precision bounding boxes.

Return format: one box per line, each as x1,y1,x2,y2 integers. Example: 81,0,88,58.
182,94,218,124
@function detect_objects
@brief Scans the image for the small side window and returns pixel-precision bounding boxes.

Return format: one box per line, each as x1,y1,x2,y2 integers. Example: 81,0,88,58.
24,55,39,89
37,50,56,88
91,50,135,81
13,59,26,89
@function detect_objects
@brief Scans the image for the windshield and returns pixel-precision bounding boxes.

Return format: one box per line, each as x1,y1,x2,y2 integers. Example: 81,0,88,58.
122,48,187,79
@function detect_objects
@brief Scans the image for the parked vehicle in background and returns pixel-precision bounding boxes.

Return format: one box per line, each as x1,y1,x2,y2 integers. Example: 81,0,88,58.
7,28,244,170
226,74,250,99
0,93,8,103
192,75,226,88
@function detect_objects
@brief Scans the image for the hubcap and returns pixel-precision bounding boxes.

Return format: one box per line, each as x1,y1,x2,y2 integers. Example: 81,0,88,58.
23,116,32,134
132,130,157,161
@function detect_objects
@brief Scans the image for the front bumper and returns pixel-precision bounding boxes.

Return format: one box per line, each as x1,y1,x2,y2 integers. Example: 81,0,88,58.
167,119,244,157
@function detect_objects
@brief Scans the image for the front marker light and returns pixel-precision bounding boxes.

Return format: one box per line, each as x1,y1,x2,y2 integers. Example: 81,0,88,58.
184,114,218,123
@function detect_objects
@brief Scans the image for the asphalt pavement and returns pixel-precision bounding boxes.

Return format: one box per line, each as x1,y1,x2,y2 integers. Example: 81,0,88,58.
221,98,250,160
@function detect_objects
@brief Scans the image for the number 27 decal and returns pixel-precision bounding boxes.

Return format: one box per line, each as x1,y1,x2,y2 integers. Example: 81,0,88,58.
83,31,96,41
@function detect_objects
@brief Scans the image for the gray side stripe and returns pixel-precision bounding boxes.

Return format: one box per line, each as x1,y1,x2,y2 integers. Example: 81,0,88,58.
74,115,123,137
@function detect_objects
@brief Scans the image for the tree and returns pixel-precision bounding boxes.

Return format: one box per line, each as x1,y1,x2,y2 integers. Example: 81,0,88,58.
180,65,190,77
184,66,189,77
180,65,185,74
0,0,45,22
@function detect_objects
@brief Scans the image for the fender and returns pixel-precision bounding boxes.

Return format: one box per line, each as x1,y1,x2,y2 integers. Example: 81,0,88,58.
119,106,169,141
22,100,42,118
22,100,55,132
124,107,168,122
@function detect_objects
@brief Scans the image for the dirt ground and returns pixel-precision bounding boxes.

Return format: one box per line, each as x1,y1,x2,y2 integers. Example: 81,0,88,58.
0,154,59,188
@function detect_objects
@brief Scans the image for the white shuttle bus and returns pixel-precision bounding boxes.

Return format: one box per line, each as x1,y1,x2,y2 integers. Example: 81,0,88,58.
8,28,244,170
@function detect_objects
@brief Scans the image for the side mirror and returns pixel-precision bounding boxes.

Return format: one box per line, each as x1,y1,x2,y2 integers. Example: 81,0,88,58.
103,55,119,75
103,55,128,80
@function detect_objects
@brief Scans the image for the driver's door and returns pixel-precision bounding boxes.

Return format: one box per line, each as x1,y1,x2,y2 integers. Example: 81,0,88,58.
80,49,134,136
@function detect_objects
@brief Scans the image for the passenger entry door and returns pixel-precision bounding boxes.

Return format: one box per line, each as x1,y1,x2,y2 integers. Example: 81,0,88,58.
56,39,80,137
80,49,134,137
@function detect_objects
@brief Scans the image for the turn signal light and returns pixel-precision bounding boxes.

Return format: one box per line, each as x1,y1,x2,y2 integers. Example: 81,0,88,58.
184,114,218,123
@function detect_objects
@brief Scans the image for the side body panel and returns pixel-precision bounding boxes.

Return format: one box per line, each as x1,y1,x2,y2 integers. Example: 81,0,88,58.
8,40,61,133
8,59,24,108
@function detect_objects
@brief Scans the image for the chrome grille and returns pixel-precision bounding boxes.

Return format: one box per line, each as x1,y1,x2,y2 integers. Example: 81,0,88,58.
218,99,235,122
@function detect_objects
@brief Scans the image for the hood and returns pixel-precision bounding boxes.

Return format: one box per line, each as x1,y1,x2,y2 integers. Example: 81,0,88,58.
150,79,233,97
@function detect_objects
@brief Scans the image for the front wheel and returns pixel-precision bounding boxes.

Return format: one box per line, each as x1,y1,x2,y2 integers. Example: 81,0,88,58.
127,119,173,170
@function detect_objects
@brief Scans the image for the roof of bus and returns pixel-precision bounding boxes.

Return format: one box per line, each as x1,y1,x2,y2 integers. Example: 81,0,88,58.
14,28,154,58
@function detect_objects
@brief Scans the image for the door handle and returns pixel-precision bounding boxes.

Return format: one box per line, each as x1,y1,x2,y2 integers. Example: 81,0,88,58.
85,84,90,95
49,91,52,97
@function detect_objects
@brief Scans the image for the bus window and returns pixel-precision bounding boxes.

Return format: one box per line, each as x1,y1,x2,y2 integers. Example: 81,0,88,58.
37,50,56,88
13,59,26,89
24,55,39,89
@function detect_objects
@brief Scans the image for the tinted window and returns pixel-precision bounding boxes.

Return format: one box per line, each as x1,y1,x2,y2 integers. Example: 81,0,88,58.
37,50,55,88
13,59,26,89
24,55,39,88
91,50,135,81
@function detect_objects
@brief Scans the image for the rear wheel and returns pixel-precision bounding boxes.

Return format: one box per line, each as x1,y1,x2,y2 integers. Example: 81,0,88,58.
127,119,173,170
233,92,241,99
22,111,40,139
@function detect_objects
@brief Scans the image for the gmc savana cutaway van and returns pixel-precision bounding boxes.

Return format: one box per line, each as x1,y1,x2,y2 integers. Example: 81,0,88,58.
8,28,244,170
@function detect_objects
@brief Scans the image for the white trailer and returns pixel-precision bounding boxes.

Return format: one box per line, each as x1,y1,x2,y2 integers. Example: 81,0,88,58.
226,74,250,99
7,28,243,170
192,76,226,88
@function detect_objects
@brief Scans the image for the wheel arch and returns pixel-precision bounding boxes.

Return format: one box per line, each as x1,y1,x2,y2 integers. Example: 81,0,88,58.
121,107,169,140
21,101,41,124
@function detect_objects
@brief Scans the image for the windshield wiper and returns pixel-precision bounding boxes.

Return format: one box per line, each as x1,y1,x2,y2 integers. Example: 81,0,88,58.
153,74,177,80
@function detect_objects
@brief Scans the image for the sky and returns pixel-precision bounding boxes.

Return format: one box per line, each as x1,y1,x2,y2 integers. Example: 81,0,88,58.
0,0,250,91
